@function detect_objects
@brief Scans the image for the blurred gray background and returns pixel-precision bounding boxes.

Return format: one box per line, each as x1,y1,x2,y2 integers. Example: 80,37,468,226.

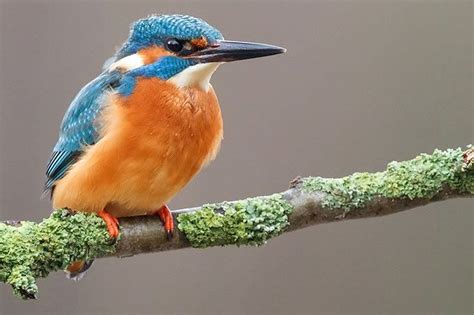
0,1,472,314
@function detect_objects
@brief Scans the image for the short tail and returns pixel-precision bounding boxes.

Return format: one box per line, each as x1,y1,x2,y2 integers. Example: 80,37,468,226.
65,260,94,281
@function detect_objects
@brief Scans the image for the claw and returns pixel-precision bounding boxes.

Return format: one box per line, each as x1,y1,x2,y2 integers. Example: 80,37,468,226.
154,205,174,239
98,209,119,238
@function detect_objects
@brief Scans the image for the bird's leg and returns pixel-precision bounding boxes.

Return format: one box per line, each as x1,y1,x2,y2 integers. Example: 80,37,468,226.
151,205,174,240
98,209,119,238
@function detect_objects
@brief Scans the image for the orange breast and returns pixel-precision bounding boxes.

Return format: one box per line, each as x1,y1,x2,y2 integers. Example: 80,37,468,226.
52,78,223,217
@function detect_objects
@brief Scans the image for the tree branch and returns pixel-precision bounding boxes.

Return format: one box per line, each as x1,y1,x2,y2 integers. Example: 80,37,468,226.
1,146,472,299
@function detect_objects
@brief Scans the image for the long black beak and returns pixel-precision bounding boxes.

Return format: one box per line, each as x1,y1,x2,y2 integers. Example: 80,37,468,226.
188,40,286,63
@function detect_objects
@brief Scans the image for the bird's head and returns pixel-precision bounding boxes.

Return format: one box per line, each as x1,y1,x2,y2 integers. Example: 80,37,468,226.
110,14,285,93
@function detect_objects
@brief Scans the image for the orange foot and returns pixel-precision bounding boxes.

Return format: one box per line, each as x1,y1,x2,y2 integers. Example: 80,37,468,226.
98,209,119,238
152,205,174,240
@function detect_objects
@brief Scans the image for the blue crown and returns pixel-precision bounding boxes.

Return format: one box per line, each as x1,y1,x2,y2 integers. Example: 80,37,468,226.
116,14,224,59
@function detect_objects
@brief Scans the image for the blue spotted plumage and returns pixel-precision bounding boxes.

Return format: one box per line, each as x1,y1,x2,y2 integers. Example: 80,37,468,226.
45,70,122,190
114,15,223,60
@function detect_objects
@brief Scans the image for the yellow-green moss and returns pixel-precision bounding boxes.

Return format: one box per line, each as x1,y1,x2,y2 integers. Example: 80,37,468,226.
177,194,293,248
301,147,473,210
0,210,116,299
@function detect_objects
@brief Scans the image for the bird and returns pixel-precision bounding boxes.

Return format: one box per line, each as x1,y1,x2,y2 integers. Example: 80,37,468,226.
45,14,285,279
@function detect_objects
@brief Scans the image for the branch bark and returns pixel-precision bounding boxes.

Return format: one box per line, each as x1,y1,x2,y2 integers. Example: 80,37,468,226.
1,146,473,299
115,183,470,257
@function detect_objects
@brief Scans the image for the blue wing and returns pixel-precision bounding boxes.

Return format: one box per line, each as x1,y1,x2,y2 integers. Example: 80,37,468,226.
45,70,122,192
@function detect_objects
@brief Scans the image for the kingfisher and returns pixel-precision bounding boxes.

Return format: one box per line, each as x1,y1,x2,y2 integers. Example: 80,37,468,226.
45,14,285,279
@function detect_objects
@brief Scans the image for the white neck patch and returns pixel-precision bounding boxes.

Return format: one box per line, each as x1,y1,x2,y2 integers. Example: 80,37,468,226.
169,62,221,91
108,54,144,72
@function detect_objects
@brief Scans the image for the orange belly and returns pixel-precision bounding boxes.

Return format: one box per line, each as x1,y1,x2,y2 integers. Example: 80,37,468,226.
52,78,223,217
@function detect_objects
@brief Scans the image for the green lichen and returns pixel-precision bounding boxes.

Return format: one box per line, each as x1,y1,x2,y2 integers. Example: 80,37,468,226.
177,194,293,248
0,210,116,299
1,147,471,300
301,147,473,210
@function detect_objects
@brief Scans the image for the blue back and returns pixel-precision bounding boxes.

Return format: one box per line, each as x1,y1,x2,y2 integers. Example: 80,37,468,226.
45,70,122,190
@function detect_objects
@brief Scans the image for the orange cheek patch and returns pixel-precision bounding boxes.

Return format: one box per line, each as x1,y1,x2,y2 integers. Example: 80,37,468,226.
191,37,208,49
138,46,173,64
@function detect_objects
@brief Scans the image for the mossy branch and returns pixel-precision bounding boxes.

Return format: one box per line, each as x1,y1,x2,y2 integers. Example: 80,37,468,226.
1,146,473,299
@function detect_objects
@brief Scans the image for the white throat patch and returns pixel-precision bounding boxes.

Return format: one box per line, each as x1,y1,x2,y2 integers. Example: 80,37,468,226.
169,62,221,91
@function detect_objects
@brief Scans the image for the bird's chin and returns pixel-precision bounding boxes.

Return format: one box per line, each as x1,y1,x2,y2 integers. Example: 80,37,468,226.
168,62,222,91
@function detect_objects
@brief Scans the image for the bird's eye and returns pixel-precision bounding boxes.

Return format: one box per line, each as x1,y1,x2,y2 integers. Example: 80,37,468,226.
165,38,184,53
